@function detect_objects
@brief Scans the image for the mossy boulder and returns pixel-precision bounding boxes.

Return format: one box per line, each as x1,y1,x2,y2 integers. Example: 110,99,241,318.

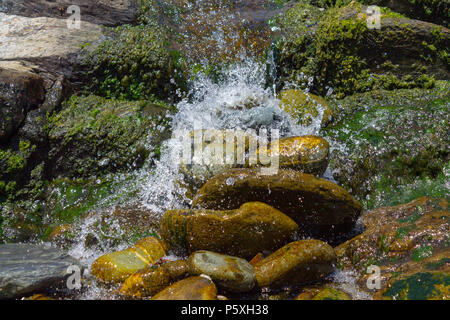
188,251,256,292
192,168,362,242
336,197,449,298
91,236,168,283
160,202,298,259
87,23,184,101
275,2,449,98
47,95,174,179
279,90,334,127
119,260,188,298
324,86,449,209
253,240,336,289
151,276,218,300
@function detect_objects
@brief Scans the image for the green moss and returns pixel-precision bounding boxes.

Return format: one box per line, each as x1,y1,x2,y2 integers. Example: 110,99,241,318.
324,85,449,209
383,272,450,300
87,23,185,102
46,95,174,179
275,3,445,98
412,246,434,262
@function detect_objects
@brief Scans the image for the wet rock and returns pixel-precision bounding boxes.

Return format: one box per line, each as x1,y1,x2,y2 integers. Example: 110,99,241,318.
47,95,174,178
0,0,139,27
0,243,82,299
160,202,298,259
151,276,218,300
91,236,168,283
192,168,362,242
294,286,351,300
253,136,330,176
120,260,189,298
336,197,449,298
276,2,449,98
188,251,256,292
253,240,336,289
279,90,334,127
0,61,44,143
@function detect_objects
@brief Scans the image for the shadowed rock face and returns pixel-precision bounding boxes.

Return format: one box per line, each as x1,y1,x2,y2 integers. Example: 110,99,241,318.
0,0,138,26
0,61,44,143
0,243,82,299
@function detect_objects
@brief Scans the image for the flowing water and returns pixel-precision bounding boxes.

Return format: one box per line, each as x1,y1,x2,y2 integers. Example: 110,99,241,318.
60,0,366,299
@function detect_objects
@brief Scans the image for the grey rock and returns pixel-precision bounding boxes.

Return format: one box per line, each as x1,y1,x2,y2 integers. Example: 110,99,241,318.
0,243,83,299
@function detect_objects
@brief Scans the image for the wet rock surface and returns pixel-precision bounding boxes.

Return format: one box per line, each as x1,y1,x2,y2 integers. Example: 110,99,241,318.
151,276,218,300
161,202,298,259
188,250,256,292
0,243,82,299
193,168,362,242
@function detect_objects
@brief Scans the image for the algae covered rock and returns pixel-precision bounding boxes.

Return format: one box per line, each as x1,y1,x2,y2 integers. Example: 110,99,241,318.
275,2,449,98
151,276,218,300
253,240,336,289
336,197,450,298
279,90,334,127
325,87,450,209
47,95,173,179
160,202,298,259
91,236,168,283
188,251,256,292
193,168,361,241
374,271,450,300
120,260,188,298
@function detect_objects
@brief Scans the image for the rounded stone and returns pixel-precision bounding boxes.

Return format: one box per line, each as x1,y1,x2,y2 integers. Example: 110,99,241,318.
188,250,256,292
151,276,218,300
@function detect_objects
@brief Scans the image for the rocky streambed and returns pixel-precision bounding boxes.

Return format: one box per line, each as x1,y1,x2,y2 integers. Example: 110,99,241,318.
0,0,449,300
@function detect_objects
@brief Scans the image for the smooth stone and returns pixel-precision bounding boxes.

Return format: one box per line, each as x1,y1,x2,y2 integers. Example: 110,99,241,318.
188,251,256,292
295,286,351,300
253,240,336,289
160,202,298,259
252,135,330,176
120,260,188,298
192,168,362,241
151,276,217,300
91,236,167,284
0,243,82,299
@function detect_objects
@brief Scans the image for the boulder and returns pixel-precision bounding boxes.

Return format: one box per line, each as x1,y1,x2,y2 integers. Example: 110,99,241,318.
0,243,82,299
91,236,167,283
192,168,362,241
188,251,256,292
253,240,336,289
0,0,139,27
0,13,103,84
276,2,449,98
151,276,218,300
120,260,189,298
160,202,298,259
